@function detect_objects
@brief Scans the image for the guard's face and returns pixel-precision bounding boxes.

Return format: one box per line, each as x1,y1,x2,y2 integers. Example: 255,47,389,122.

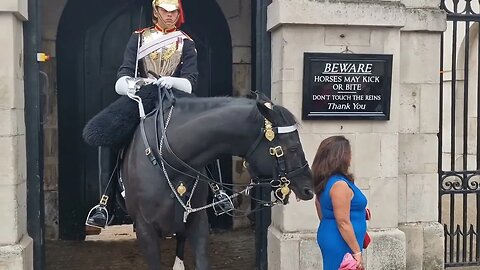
155,7,179,28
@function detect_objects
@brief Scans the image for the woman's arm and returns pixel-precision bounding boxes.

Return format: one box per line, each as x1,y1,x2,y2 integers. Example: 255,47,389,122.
315,195,322,220
330,181,361,254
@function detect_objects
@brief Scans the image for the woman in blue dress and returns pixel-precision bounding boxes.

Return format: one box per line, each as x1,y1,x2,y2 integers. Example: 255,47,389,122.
312,136,367,270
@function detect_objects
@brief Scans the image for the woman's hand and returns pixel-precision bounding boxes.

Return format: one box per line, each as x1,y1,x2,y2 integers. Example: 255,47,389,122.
353,252,364,270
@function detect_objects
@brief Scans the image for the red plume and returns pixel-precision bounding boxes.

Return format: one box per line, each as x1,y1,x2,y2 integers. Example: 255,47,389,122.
176,0,185,28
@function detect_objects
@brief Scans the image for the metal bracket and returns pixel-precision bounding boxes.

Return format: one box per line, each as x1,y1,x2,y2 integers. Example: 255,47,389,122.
269,146,284,157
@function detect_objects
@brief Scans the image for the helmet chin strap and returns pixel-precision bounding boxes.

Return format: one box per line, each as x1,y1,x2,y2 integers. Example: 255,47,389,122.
154,11,179,32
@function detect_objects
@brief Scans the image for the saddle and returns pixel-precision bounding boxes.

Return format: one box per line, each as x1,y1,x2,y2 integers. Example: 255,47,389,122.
82,84,191,149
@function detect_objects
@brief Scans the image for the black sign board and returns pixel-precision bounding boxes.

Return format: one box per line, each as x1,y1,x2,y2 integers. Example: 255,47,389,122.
302,53,393,120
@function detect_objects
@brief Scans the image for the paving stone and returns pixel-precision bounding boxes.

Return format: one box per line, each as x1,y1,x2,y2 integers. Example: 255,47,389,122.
46,226,255,270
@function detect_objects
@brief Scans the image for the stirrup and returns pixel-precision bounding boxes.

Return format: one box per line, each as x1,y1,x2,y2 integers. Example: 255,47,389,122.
85,205,109,229
212,190,234,216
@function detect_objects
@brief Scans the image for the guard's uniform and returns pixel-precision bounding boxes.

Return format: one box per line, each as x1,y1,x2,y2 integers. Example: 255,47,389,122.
117,26,198,92
85,0,199,230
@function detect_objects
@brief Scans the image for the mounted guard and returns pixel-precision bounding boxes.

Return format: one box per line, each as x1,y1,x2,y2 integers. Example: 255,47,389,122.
84,0,199,229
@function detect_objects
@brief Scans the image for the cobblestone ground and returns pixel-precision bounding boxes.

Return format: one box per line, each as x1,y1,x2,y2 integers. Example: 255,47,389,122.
46,225,255,270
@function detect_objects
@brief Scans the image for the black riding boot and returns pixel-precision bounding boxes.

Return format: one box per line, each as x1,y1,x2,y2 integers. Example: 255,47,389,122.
86,204,109,228
86,146,113,229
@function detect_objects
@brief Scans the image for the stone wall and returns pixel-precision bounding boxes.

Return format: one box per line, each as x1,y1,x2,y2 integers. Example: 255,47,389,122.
216,0,253,230
0,0,33,269
218,0,252,97
266,0,445,269
40,0,65,240
398,1,445,269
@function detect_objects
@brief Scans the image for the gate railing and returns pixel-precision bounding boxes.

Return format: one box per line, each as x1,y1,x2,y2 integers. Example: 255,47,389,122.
439,0,480,267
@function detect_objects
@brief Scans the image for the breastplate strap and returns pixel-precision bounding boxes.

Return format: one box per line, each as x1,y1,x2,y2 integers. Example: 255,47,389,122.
137,31,186,60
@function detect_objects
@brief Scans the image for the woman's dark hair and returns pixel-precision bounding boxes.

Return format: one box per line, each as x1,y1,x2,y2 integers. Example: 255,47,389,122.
312,135,354,194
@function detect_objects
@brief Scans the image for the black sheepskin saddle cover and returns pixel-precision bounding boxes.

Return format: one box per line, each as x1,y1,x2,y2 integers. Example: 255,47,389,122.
82,85,191,148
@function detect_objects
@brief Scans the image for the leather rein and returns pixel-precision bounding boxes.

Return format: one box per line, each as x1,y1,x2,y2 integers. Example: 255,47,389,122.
137,88,309,212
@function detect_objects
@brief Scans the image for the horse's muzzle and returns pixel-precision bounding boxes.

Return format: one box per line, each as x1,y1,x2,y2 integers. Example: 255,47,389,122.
304,188,314,199
292,184,314,201
300,187,314,200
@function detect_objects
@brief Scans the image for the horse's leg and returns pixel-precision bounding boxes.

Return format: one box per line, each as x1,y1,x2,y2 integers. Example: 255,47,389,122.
173,234,186,270
186,210,211,270
135,216,162,270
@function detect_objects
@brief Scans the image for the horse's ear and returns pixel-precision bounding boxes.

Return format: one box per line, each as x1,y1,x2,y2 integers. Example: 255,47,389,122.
249,91,273,103
257,101,278,123
246,91,257,99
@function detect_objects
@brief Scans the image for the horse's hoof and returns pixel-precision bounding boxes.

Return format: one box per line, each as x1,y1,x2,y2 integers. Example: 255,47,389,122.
172,256,185,270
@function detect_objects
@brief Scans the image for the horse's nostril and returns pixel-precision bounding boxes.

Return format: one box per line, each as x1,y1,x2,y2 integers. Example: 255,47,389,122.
304,188,314,198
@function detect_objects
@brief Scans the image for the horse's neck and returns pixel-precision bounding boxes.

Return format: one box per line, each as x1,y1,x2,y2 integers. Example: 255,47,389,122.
169,102,260,166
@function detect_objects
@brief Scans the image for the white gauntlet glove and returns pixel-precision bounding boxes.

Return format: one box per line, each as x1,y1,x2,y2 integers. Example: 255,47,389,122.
115,76,155,96
155,76,192,94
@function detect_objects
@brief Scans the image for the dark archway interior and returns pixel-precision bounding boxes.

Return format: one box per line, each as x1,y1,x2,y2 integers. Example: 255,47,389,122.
57,0,232,240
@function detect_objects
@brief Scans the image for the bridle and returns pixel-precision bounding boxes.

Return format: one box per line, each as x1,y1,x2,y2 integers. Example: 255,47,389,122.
133,88,309,221
244,102,310,205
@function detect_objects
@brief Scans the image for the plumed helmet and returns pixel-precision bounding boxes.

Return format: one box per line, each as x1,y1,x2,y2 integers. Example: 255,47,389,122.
152,0,185,28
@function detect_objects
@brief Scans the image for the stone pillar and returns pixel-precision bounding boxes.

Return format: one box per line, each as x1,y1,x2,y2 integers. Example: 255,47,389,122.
217,0,254,229
398,1,445,269
217,0,252,97
266,0,445,269
0,0,33,269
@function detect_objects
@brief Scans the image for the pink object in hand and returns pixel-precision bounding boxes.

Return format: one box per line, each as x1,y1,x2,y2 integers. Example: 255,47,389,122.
339,253,357,270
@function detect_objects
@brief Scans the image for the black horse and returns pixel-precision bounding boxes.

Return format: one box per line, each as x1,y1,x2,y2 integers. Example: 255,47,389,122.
115,91,314,269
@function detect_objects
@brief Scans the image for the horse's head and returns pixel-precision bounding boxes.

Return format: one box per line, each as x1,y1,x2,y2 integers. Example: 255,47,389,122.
245,99,314,203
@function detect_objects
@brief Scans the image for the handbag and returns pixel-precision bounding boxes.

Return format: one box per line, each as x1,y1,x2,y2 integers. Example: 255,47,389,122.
363,208,372,249
339,253,357,270
363,232,371,249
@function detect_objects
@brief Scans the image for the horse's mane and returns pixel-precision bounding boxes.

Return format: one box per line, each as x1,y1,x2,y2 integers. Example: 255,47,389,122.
273,105,299,126
82,86,300,148
175,96,242,108
175,96,297,126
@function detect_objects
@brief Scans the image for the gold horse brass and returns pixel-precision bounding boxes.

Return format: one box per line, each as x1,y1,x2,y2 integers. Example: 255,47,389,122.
280,185,290,198
265,130,275,141
177,183,187,196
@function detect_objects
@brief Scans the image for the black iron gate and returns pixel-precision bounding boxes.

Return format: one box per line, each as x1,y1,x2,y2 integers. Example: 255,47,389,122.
439,0,480,267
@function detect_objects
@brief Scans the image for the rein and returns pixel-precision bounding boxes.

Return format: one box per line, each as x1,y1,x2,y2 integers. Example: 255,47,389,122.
136,88,307,220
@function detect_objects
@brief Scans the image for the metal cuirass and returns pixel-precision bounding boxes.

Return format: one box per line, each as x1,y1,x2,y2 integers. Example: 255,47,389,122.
138,28,185,79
